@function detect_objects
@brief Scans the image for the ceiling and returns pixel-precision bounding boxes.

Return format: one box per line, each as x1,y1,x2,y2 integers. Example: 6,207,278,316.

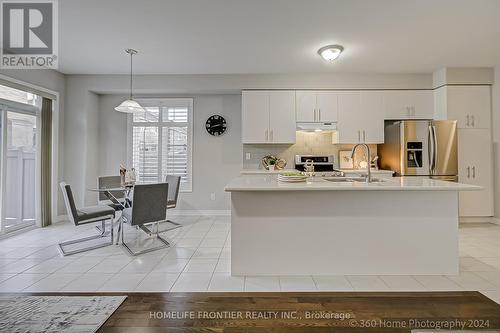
58,0,500,75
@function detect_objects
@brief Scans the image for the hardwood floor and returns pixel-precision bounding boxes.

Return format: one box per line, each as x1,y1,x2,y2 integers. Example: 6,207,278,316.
91,292,500,332
4,291,500,332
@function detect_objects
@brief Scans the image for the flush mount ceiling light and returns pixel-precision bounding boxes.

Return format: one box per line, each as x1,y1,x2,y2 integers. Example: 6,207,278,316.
318,44,344,62
115,48,145,113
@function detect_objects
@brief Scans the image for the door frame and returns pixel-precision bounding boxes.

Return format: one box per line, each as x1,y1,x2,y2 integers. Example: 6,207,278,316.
0,74,60,225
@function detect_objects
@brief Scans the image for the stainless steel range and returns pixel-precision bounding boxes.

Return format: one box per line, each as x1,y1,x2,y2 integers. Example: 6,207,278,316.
294,155,343,177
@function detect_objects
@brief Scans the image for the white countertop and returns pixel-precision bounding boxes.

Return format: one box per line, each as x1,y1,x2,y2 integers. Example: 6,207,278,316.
225,175,481,192
339,169,394,174
240,168,394,175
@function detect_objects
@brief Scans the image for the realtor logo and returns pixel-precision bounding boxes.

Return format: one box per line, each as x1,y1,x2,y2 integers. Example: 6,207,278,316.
1,0,58,69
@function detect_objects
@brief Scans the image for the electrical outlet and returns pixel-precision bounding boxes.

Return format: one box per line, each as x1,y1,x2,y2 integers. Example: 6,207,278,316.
210,193,216,201
245,152,251,160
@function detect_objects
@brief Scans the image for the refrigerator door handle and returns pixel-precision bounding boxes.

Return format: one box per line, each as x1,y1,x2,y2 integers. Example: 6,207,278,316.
432,125,438,174
428,125,435,173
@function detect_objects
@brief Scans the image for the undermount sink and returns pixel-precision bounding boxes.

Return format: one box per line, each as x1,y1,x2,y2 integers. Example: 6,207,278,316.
322,177,385,183
322,177,359,182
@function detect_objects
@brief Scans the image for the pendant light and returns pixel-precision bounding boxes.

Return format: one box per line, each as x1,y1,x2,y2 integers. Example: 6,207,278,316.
115,48,144,113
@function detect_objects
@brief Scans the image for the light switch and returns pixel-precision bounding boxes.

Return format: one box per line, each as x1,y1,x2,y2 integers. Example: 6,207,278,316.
245,152,251,160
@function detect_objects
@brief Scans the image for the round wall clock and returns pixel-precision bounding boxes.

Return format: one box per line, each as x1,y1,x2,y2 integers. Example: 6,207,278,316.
205,115,227,136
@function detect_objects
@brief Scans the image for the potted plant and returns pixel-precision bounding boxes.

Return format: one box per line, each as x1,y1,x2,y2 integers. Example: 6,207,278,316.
268,158,277,171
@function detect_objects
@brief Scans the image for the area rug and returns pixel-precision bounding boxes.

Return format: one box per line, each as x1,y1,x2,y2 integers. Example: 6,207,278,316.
0,295,126,333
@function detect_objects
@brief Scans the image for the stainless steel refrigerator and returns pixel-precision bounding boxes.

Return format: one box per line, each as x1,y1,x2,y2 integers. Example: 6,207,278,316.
378,120,458,181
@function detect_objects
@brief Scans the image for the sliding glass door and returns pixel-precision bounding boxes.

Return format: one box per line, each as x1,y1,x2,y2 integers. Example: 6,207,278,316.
0,100,40,234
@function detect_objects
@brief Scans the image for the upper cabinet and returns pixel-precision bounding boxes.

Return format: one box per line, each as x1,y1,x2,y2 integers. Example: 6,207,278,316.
446,86,491,129
269,91,297,143
383,90,434,119
242,89,436,145
296,91,338,122
242,90,296,144
337,91,384,144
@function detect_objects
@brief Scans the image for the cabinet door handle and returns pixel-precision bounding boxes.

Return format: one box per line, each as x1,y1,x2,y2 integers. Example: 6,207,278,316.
471,115,475,127
472,166,476,178
270,129,274,142
362,130,366,142
265,129,268,142
313,109,316,121
466,114,470,127
466,166,470,178
318,109,321,121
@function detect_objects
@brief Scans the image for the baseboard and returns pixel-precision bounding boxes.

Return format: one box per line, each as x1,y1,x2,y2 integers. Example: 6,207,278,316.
54,215,68,223
168,210,231,216
52,211,228,225
459,216,495,224
493,217,500,226
0,225,38,240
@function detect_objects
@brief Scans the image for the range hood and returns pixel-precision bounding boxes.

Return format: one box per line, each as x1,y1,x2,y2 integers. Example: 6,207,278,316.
296,121,337,132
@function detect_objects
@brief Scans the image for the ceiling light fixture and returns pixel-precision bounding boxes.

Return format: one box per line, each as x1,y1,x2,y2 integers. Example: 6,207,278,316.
318,44,344,62
115,48,144,113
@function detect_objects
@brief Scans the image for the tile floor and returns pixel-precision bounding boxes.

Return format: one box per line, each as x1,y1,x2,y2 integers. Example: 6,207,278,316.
1,216,500,304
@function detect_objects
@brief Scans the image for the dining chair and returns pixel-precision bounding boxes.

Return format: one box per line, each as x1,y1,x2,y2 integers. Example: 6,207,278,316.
97,175,127,209
120,183,171,256
141,175,183,235
58,182,116,256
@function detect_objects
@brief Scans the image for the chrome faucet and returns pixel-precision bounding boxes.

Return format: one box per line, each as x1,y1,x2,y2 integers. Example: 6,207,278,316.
351,143,372,183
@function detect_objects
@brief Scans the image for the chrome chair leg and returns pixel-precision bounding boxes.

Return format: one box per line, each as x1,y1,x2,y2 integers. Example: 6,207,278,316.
116,216,123,245
58,219,114,256
121,220,171,256
140,219,182,236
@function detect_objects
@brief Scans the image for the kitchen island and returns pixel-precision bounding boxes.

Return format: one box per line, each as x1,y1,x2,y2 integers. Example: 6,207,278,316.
225,175,479,276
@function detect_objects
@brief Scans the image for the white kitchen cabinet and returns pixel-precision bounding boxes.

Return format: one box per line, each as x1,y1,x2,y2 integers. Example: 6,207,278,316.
361,91,385,143
296,91,316,122
296,90,338,122
316,91,338,122
269,91,296,143
337,91,384,144
457,129,493,217
446,86,491,129
242,91,269,143
241,90,296,144
384,90,433,119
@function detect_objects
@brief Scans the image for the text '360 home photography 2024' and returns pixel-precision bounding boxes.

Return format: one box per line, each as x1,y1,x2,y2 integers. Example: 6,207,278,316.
0,0,500,332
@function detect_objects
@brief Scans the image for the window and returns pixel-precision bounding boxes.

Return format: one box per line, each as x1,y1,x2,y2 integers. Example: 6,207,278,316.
127,98,193,192
0,84,40,106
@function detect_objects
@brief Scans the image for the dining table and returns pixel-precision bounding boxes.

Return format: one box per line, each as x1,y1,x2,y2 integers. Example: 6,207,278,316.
87,184,135,244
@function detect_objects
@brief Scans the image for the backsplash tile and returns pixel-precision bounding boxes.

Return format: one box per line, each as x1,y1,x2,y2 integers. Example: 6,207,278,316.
243,132,377,170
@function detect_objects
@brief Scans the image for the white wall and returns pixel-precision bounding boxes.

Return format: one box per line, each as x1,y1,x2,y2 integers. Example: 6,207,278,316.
64,77,95,206
493,66,500,220
98,95,128,176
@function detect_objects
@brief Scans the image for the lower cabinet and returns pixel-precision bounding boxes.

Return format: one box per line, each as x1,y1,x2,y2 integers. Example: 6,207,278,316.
457,129,494,217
